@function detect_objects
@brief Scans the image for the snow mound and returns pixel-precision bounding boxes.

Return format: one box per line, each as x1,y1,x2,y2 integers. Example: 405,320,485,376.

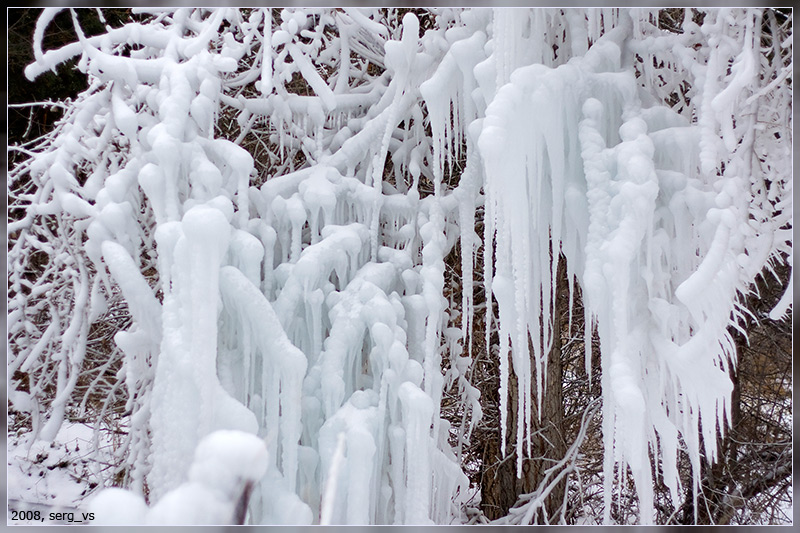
90,430,268,525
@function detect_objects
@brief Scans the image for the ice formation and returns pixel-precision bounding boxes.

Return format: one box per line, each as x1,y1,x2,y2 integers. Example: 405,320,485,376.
9,7,791,525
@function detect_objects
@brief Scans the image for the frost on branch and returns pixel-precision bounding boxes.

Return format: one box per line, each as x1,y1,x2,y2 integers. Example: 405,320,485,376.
7,7,791,525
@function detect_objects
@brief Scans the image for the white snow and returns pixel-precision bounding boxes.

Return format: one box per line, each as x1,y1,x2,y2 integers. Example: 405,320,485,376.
89,430,268,525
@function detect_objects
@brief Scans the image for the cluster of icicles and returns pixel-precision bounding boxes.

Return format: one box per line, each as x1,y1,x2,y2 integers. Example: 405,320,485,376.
13,7,791,524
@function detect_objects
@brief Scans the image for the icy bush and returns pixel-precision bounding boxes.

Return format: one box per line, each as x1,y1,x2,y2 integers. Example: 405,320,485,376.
8,7,791,525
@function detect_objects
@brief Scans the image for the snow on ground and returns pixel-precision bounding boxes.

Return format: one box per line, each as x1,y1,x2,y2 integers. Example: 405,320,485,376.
7,419,122,524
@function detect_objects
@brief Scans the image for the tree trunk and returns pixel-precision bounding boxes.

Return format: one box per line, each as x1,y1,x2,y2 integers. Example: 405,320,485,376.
480,258,568,522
